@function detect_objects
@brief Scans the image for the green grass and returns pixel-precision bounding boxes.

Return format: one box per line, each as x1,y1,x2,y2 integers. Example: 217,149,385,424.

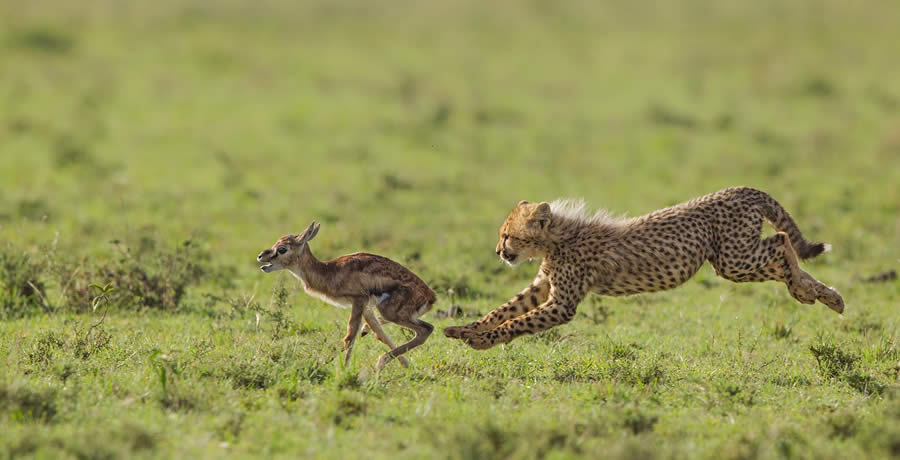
2,0,900,458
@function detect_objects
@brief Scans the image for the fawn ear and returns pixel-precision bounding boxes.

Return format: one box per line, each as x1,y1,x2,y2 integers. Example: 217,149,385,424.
531,202,551,229
307,221,320,241
297,221,320,245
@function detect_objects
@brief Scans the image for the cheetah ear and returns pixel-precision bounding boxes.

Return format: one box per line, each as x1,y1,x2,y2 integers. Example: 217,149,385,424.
532,202,551,229
518,200,530,206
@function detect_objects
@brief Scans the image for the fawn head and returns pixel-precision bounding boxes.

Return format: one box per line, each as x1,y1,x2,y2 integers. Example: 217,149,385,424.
257,221,320,273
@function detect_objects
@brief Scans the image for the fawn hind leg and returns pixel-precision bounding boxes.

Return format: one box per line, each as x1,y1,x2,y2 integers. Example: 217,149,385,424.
375,318,433,371
362,308,409,368
711,231,844,313
374,287,433,371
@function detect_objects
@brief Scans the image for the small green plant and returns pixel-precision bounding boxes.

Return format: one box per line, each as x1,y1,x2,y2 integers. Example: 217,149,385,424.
72,283,114,360
772,321,793,340
250,283,296,339
150,350,193,411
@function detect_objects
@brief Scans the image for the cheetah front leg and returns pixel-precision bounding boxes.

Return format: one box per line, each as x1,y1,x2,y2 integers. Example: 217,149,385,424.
444,271,549,338
453,282,588,350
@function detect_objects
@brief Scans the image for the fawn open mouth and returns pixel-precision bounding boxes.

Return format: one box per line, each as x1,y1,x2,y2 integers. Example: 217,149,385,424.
260,263,274,272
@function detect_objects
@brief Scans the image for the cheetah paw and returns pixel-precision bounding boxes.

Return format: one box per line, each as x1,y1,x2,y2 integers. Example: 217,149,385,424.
817,286,844,314
443,325,470,339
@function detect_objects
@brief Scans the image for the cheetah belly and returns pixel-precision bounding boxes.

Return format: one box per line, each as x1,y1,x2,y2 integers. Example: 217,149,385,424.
594,251,707,296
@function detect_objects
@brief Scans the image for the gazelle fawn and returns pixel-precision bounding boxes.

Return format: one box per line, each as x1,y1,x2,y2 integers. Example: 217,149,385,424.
257,221,436,371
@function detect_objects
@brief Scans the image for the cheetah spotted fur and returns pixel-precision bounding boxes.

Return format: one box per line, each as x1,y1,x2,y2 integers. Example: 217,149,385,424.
444,187,844,350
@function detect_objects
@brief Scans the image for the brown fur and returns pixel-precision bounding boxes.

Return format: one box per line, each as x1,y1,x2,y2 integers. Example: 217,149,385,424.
445,187,844,350
258,221,436,370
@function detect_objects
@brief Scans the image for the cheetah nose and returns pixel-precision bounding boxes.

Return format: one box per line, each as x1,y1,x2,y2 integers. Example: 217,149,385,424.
496,248,501,255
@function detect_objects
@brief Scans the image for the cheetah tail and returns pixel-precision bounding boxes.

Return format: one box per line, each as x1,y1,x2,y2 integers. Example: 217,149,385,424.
757,192,830,260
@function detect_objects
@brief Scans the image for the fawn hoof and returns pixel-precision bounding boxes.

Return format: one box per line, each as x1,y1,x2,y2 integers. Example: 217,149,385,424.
375,354,392,371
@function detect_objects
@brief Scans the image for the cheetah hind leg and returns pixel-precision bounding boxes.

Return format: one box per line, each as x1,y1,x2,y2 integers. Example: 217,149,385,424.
741,233,844,313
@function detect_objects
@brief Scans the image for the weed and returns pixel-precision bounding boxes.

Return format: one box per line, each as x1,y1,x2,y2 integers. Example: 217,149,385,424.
26,330,65,368
119,423,158,453
334,370,362,390
581,296,612,325
809,335,887,395
799,76,837,98
327,390,367,427
72,283,114,360
0,382,58,423
255,282,296,340
827,411,859,439
430,275,484,299
16,198,51,221
56,239,224,312
845,373,887,396
622,408,659,434
551,357,603,383
150,350,195,411
276,381,306,401
529,327,565,346
809,337,860,379
9,26,74,53
605,340,639,361
0,244,48,319
223,360,276,390
647,103,698,129
217,410,246,441
772,322,793,340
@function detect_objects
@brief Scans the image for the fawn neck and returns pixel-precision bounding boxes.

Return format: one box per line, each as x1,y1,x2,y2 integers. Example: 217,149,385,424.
287,244,328,290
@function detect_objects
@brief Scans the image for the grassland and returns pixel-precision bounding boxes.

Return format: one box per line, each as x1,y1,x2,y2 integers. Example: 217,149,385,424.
2,1,900,458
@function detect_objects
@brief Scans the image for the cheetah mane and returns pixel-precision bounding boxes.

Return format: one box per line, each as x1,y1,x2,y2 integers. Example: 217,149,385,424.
548,198,629,227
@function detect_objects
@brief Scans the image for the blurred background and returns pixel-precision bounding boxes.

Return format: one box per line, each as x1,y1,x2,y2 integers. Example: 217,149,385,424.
1,0,898,299
3,3,900,457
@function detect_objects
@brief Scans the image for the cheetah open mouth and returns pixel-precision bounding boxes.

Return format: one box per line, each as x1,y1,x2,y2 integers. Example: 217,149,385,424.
501,254,519,266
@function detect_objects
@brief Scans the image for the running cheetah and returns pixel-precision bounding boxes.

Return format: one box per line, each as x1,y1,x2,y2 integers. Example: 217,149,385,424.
444,187,844,350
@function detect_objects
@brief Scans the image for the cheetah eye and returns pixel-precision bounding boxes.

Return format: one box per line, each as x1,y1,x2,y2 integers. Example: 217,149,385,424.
277,246,287,254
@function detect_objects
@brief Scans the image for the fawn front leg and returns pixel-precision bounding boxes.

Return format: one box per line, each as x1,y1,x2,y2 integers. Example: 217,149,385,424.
342,298,366,366
444,271,549,338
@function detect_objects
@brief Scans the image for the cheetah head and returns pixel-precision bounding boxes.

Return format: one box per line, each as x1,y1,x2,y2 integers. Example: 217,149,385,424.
257,221,320,273
495,200,552,266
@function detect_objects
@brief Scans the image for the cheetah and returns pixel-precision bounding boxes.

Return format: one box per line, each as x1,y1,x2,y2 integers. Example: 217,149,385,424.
444,187,844,350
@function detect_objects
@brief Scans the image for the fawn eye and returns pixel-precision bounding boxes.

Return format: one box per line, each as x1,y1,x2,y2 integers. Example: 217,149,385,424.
277,246,287,254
